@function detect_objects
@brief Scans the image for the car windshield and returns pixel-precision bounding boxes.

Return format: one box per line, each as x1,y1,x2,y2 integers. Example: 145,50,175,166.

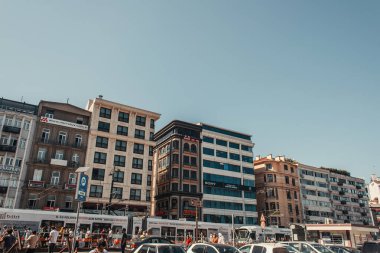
284,245,300,253
214,245,241,253
311,244,335,253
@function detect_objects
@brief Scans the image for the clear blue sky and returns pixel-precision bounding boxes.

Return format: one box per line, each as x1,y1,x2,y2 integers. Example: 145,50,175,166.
1,1,379,179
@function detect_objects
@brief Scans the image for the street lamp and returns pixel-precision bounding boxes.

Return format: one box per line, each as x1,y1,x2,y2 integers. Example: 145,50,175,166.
108,166,120,215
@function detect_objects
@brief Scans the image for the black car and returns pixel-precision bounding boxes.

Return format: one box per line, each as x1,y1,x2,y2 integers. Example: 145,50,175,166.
126,237,174,252
327,245,360,253
362,242,380,253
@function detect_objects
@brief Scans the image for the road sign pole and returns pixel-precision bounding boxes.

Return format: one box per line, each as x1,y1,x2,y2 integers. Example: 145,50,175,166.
72,201,80,253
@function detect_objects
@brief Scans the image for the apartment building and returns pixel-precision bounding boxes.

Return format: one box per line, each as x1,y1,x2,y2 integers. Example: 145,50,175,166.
198,123,257,225
328,169,370,225
0,98,37,208
254,155,303,227
298,164,333,224
84,97,160,215
21,101,91,212
152,121,202,221
368,174,380,226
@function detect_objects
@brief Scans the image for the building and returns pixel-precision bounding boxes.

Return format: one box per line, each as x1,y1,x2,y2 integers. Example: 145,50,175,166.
0,98,38,208
367,174,380,226
327,168,370,225
254,155,303,227
21,101,91,212
298,163,333,224
198,123,257,225
152,120,202,220
84,97,160,215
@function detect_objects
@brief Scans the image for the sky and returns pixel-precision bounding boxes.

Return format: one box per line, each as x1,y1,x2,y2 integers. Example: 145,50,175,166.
1,1,379,179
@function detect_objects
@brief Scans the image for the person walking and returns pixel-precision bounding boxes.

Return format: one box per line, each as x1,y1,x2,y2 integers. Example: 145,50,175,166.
89,241,108,253
120,229,127,253
217,233,225,244
48,226,59,253
25,231,39,253
107,229,113,248
211,234,218,244
0,228,17,253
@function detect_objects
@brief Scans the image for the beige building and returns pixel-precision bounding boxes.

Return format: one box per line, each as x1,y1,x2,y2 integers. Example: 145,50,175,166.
84,97,160,215
254,155,303,227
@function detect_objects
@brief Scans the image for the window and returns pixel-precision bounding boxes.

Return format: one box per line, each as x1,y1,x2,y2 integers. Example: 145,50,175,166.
19,138,26,149
216,150,227,158
132,158,143,169
51,171,60,185
55,150,64,160
294,191,298,199
287,190,292,200
99,107,112,119
291,167,294,173
216,139,227,146
23,121,30,131
133,143,144,154
229,142,239,149
172,183,178,191
149,146,153,156
90,185,103,198
150,132,154,141
172,140,179,149
184,143,190,152
117,125,128,136
184,156,190,165
265,163,272,170
118,111,129,123
112,187,123,199
46,195,56,207
146,190,151,201
72,153,79,163
74,134,82,147
190,144,197,153
113,171,124,183
191,157,197,166
292,178,296,186
136,116,146,126
147,175,152,186
241,145,252,152
203,148,214,156
242,156,253,163
285,176,289,184
58,131,67,145
131,173,142,185
68,173,76,184
203,136,214,143
94,152,107,164
65,196,73,209
96,136,108,148
76,117,83,124
172,168,178,178
5,157,13,166
41,129,50,143
244,179,254,187
130,189,141,200
148,160,153,171
28,194,37,209
183,170,190,179
190,185,197,192
191,171,197,180
135,129,145,139
150,119,155,128
92,168,105,181
203,160,240,172
288,203,293,213
98,121,110,132
243,167,254,175
245,204,256,211
284,165,288,170
114,155,126,166
229,153,240,161
33,169,43,181
115,140,127,151
45,110,54,118
183,184,189,192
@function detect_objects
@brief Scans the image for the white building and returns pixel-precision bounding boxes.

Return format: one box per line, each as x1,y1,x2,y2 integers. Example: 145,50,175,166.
198,123,257,225
0,98,37,208
368,174,380,203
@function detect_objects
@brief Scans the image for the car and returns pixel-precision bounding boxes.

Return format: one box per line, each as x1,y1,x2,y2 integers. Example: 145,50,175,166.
134,243,186,253
126,237,174,252
281,242,335,253
187,243,241,253
362,241,380,253
239,243,300,253
327,245,360,253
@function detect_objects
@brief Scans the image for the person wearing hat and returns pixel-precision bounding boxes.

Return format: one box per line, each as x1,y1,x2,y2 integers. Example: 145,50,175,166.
89,241,108,253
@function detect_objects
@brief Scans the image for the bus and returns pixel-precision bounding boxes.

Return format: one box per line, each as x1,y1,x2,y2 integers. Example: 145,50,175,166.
131,217,233,243
235,225,291,244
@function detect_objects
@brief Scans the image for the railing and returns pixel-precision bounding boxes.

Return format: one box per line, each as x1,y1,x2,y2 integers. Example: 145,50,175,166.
2,125,21,134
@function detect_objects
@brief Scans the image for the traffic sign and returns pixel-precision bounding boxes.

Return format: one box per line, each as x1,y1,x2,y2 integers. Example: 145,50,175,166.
76,173,88,202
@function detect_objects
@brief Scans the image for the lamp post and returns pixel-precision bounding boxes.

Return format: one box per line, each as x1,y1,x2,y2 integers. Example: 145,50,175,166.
108,166,120,215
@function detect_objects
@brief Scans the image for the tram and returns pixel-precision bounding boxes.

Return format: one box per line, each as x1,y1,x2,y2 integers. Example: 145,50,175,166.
235,225,291,243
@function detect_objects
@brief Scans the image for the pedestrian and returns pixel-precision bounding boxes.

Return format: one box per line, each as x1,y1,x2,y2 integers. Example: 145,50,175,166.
209,233,213,243
212,234,218,244
185,235,192,247
120,228,127,253
89,241,108,253
48,226,59,253
217,233,225,244
25,231,39,253
85,229,91,248
0,228,17,253
107,229,113,248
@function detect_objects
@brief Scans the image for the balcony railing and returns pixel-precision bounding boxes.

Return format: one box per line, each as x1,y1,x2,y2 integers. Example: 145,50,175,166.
28,180,45,188
2,125,21,134
0,145,17,152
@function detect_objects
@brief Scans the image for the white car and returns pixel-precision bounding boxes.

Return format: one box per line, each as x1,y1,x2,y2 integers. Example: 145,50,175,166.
187,243,241,253
134,243,185,253
239,243,300,253
281,242,335,253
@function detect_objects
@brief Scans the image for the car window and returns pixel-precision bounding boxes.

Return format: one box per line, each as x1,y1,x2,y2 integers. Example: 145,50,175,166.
139,246,150,253
274,247,290,253
158,246,171,253
192,245,206,253
287,244,300,251
151,238,160,243
240,246,252,253
147,246,157,253
311,244,334,253
159,238,172,244
301,244,314,253
253,246,265,253
284,245,299,253
172,246,185,253
205,246,218,253
363,243,380,253
214,245,241,253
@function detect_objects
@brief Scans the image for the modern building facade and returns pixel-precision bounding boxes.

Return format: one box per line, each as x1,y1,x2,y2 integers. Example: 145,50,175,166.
254,155,303,227
0,98,38,208
198,123,257,225
21,101,91,212
298,163,333,224
152,120,202,221
328,169,370,225
84,97,160,215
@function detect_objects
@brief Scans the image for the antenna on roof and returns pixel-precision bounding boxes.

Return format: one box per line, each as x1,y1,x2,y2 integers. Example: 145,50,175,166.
20,96,23,102
66,98,70,104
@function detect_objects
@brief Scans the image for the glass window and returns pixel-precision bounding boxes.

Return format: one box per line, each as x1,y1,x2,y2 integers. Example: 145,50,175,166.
118,111,129,123
229,142,239,149
96,136,108,148
33,169,43,181
203,147,214,156
117,125,128,136
133,143,144,154
203,136,214,143
90,185,103,198
216,139,227,146
150,119,155,129
135,129,145,139
132,158,143,169
242,156,253,163
136,116,146,126
241,145,252,152
148,160,153,171
229,153,240,161
216,150,228,158
98,121,110,132
130,189,141,200
58,131,67,145
243,167,254,175
99,107,112,119
115,140,127,151
94,152,107,164
92,168,105,181
112,187,123,199
113,171,124,183
131,173,142,185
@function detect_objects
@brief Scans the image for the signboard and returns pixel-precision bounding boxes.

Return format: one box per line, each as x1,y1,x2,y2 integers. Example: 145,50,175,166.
40,116,88,130
76,173,88,202
0,165,20,175
204,180,253,191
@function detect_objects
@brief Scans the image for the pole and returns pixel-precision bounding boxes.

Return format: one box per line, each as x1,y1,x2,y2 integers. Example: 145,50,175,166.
72,201,80,253
108,171,114,215
232,213,235,247
195,205,198,242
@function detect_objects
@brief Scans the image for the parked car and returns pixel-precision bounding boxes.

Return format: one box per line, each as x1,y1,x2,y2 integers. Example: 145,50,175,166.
134,243,185,253
187,243,241,253
282,242,335,253
327,245,360,253
126,237,174,252
240,243,300,253
362,241,380,253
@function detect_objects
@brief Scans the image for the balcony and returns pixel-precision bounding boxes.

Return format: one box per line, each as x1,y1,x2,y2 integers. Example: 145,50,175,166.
0,145,17,152
359,203,365,207
341,200,347,205
358,194,363,198
2,125,21,134
28,180,45,188
337,182,344,186
64,183,77,190
339,191,345,195
356,185,362,190
50,159,68,166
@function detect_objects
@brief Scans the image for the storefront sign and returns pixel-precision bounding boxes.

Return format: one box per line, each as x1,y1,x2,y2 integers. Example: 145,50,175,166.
0,165,20,174
204,180,253,191
40,116,88,130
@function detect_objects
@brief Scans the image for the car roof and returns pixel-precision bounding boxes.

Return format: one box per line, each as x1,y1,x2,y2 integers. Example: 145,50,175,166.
139,243,179,246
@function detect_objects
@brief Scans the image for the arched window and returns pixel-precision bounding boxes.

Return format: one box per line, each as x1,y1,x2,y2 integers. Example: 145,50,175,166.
190,144,197,153
184,143,190,152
